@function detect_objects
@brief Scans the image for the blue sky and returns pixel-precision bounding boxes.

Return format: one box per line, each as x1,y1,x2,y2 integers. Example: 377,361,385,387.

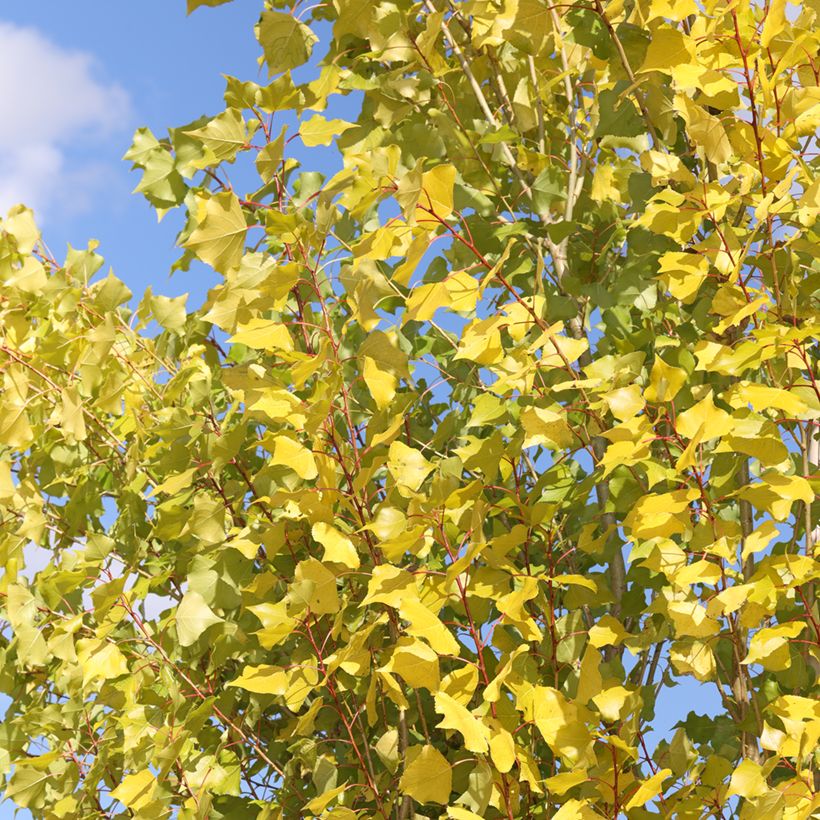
0,1,263,307
0,4,730,815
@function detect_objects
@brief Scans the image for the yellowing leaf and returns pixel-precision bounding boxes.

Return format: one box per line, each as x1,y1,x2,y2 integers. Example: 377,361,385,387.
257,11,317,76
184,107,248,164
734,383,809,416
149,467,198,497
176,590,224,647
433,691,490,753
184,192,247,273
300,114,354,146
399,745,452,805
312,522,360,569
271,435,318,480
228,664,319,710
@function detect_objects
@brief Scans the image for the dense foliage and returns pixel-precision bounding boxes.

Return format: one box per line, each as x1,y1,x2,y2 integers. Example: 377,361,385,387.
1,0,819,817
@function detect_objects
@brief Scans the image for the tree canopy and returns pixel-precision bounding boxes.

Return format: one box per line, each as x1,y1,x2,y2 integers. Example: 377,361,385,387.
1,0,819,817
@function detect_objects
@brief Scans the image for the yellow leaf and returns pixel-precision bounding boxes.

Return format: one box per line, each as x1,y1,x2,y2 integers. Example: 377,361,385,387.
676,391,733,441
743,622,805,671
741,519,779,562
668,600,720,638
675,95,733,165
675,423,703,472
229,318,294,351
387,441,434,492
734,383,809,416
674,559,722,589
657,251,709,302
638,27,696,74
60,388,87,443
433,691,490,753
304,784,347,814
77,640,129,687
728,758,769,799
454,316,505,365
624,768,672,809
520,686,593,764
592,685,633,722
399,597,460,656
312,522,360,569
383,638,440,690
669,639,716,681
739,472,813,521
404,281,448,323
543,770,588,795
552,798,600,819
399,745,452,805
363,356,397,409
294,558,339,614
521,406,574,450
645,0,698,21
439,664,479,705
489,727,516,773
271,435,318,480
418,164,456,220
645,356,687,403
361,564,416,607
110,771,157,812
760,0,786,48
368,507,407,541
588,615,627,648
447,808,485,820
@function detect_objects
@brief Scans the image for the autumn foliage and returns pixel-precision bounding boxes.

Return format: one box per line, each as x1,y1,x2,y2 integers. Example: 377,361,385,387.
0,0,819,817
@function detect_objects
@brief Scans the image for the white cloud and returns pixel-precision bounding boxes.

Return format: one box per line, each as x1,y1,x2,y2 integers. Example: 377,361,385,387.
0,21,130,219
